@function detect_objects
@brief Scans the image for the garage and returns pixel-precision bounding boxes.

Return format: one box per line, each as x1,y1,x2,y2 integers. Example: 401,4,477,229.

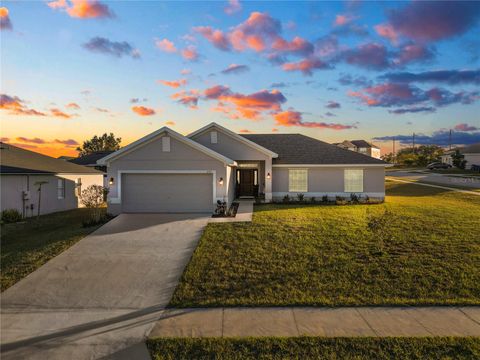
121,173,214,213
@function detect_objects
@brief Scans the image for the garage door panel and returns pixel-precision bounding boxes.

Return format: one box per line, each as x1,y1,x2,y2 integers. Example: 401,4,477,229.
122,173,213,213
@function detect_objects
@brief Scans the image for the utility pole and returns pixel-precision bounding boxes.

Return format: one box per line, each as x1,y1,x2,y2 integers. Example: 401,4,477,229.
412,132,415,153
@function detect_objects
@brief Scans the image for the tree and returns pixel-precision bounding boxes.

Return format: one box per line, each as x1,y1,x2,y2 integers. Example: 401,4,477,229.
451,149,466,169
389,145,444,167
76,133,121,156
80,185,109,224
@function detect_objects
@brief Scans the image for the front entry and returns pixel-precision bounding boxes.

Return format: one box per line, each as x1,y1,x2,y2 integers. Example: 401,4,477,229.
236,169,258,197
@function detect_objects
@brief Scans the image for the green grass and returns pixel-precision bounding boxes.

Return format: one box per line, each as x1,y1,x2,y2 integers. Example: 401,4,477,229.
170,181,480,307
147,337,480,360
1,208,106,291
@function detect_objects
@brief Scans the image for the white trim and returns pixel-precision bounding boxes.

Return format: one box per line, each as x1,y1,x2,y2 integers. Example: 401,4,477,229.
272,192,385,198
273,164,388,168
97,127,236,166
188,122,278,158
108,170,217,205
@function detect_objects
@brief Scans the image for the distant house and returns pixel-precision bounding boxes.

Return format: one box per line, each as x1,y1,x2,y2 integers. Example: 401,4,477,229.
462,143,480,169
334,140,381,159
68,151,113,186
0,143,103,217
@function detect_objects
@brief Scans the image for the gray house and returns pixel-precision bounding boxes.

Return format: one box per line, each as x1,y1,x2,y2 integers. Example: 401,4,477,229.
0,143,103,217
98,123,388,214
334,140,381,159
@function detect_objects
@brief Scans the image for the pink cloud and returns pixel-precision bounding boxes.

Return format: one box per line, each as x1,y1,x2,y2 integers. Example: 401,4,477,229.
342,42,390,70
181,45,199,61
171,90,200,109
282,58,330,76
194,26,231,51
334,14,354,26
132,106,156,116
48,0,114,19
225,0,241,15
157,79,187,88
393,43,434,66
155,38,177,53
374,23,399,44
66,102,80,109
454,123,478,132
273,110,354,129
50,108,74,118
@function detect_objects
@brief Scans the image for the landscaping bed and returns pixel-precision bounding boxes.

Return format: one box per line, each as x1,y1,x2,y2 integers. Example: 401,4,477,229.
147,337,480,360
170,181,480,307
1,208,107,291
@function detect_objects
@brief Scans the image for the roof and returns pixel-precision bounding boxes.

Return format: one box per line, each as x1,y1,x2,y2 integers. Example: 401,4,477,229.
0,143,103,175
462,142,480,154
97,127,236,166
240,134,387,165
69,151,114,166
350,140,380,149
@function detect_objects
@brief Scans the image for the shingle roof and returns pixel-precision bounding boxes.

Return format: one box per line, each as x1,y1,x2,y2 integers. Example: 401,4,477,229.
350,140,380,149
240,134,387,165
462,142,480,154
68,151,114,166
0,143,102,174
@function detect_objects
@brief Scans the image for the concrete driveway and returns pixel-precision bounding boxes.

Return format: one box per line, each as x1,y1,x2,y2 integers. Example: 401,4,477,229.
1,213,210,359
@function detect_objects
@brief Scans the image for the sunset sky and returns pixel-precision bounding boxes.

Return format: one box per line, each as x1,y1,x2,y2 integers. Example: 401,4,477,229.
1,0,479,158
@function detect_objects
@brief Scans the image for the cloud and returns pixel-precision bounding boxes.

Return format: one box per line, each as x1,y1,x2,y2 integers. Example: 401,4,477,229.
165,121,176,126
271,128,279,132
273,110,354,129
1,137,9,142
374,23,398,44
0,7,13,30
194,26,231,51
225,0,241,15
181,45,199,61
334,14,354,27
157,79,187,88
180,68,191,75
393,43,434,66
381,69,480,85
325,112,336,117
388,106,436,115
83,37,140,59
50,108,73,118
48,0,114,19
326,101,341,109
95,107,109,113
155,38,177,53
270,82,288,88
16,137,46,144
454,123,479,132
171,90,200,109
66,102,80,109
0,94,47,116
282,58,331,75
374,129,480,146
221,63,250,74
54,138,79,146
341,42,390,70
130,98,147,104
239,129,251,133
131,106,155,116
338,74,372,87
386,1,480,42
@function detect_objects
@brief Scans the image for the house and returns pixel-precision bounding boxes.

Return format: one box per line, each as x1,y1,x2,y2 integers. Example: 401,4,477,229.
68,151,114,186
334,140,381,159
461,142,480,169
98,123,388,214
440,149,455,166
0,143,103,217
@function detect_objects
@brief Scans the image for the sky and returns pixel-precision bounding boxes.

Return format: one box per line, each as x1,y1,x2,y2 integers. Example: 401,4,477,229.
1,0,479,158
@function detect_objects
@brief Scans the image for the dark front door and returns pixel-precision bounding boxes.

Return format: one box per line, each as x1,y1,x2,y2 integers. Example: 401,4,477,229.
237,169,257,197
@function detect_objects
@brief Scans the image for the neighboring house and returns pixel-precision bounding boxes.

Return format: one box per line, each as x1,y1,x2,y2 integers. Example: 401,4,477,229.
98,123,388,215
334,140,381,159
0,143,103,217
440,149,455,166
68,151,114,186
461,143,480,169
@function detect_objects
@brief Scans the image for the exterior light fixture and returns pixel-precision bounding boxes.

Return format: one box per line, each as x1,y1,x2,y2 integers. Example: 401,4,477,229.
109,177,114,185
267,172,271,179
219,177,224,185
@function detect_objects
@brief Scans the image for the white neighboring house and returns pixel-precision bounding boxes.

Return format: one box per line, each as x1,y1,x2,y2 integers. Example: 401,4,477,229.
462,143,480,169
68,151,114,187
0,143,103,217
334,140,381,159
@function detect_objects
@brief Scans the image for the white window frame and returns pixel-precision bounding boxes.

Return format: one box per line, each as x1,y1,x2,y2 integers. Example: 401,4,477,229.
162,136,171,152
288,169,308,192
344,169,364,192
210,131,218,144
57,178,66,199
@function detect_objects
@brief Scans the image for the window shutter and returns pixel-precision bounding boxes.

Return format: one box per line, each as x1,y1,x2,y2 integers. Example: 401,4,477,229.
162,136,171,152
211,131,218,144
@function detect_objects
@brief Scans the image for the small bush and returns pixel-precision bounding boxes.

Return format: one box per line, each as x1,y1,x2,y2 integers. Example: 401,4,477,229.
350,193,360,204
336,196,348,205
81,185,109,225
297,193,305,202
310,196,316,203
1,209,23,224
283,194,290,203
322,195,329,203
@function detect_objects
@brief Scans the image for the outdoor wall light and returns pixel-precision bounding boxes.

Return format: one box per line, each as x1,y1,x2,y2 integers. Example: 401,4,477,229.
267,172,271,179
109,177,114,185
219,177,224,185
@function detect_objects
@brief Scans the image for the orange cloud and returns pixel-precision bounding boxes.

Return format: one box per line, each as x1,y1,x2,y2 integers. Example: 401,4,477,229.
66,102,80,109
282,58,330,76
0,6,13,30
239,129,252,133
165,121,176,126
51,108,73,118
16,137,46,144
157,79,187,88
274,110,355,130
181,45,199,61
155,38,177,53
132,106,156,116
171,90,199,109
0,94,46,116
271,128,279,132
48,0,114,19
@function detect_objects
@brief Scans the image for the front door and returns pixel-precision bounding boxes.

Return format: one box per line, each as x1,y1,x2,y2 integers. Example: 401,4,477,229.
237,169,257,197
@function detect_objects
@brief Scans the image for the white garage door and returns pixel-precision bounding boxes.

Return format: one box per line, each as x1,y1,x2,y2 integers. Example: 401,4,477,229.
121,173,213,213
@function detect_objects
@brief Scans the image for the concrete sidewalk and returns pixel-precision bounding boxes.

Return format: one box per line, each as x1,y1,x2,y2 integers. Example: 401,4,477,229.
149,307,480,338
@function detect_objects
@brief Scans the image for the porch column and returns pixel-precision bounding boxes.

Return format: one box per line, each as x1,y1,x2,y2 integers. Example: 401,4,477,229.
265,159,272,202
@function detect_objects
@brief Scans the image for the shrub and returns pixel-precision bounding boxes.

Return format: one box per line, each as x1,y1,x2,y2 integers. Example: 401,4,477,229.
1,209,23,224
335,196,347,205
350,193,360,204
81,185,109,225
322,195,329,203
297,193,305,202
283,194,290,203
310,196,316,203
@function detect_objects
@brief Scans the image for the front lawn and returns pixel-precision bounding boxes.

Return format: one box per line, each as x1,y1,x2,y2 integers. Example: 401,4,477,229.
1,208,106,291
171,181,480,306
147,337,480,360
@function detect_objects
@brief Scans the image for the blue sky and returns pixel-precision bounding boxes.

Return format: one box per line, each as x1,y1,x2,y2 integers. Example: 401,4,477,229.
1,0,479,157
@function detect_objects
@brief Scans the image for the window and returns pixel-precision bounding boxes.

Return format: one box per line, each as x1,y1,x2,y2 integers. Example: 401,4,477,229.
210,131,218,144
162,136,170,152
359,147,367,153
289,169,308,192
344,169,363,192
57,178,66,199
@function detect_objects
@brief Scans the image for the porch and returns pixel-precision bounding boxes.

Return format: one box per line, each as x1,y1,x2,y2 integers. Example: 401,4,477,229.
234,161,271,199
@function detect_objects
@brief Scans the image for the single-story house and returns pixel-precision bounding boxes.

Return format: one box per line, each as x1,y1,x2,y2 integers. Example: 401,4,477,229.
462,143,480,169
98,123,388,215
333,140,381,159
68,151,114,186
0,143,103,217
